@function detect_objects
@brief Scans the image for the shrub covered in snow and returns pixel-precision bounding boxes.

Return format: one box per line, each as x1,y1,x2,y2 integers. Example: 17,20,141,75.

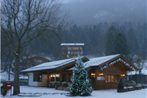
70,58,92,96
117,77,125,92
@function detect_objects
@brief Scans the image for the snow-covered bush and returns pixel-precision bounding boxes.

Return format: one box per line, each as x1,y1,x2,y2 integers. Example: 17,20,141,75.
117,77,124,92
70,58,92,96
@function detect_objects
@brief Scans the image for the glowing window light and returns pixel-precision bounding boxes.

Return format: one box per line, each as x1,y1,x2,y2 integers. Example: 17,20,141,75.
55,74,60,77
99,73,104,76
120,74,125,77
50,74,60,78
91,73,95,76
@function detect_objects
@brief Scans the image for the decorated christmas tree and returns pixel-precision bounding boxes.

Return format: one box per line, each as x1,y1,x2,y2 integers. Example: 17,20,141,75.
70,57,93,96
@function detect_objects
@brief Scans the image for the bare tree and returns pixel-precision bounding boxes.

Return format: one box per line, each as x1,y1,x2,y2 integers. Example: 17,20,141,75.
1,0,65,95
1,28,15,80
132,55,145,74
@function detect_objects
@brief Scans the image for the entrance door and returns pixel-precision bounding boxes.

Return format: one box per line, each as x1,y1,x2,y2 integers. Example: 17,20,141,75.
91,76,96,89
105,75,117,89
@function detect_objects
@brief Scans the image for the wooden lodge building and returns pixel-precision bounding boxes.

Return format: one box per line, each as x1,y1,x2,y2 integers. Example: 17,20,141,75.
22,54,138,90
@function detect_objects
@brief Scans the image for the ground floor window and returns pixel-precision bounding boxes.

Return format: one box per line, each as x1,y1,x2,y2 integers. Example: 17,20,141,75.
49,74,60,81
33,72,42,82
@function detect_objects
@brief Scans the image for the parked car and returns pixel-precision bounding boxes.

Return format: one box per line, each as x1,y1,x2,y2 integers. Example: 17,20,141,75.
0,80,13,96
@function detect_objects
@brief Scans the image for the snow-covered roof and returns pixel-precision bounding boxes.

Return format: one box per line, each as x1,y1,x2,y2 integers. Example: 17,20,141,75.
22,57,84,72
60,43,85,46
22,54,136,72
127,69,147,75
142,69,147,75
0,71,14,81
84,54,120,68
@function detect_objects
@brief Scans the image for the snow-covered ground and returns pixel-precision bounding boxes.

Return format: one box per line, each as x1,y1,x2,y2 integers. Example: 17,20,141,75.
144,60,147,69
3,86,147,98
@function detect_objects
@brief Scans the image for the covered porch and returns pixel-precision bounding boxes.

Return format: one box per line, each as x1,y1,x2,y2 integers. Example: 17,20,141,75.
28,68,73,90
47,70,72,89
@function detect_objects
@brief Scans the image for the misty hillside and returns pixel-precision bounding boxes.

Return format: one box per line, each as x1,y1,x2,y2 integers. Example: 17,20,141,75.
26,0,147,59
1,0,147,70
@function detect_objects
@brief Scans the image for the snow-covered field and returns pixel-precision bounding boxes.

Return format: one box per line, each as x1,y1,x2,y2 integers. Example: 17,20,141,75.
2,86,147,98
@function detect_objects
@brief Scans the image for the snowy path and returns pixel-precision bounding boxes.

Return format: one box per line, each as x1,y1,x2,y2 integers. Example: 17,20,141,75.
2,86,147,98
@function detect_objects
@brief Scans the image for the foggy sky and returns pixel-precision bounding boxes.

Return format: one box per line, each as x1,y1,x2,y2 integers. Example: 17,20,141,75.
62,0,147,25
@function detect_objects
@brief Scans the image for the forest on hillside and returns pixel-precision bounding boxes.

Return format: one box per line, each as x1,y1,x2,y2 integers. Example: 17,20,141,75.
1,0,147,75
28,22,147,59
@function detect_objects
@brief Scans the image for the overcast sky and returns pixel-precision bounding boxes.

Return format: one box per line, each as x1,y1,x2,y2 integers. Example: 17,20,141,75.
62,0,147,25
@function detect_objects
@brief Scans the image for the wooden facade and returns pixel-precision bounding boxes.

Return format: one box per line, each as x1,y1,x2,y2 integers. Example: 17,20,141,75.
44,63,130,89
88,62,129,89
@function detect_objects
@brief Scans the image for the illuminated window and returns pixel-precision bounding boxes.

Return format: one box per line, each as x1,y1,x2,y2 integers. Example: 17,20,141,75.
49,74,60,81
120,74,125,77
99,73,104,76
91,73,96,76
50,74,60,77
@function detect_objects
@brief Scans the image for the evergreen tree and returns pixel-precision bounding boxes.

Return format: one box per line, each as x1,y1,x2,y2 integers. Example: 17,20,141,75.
70,58,92,96
114,32,129,55
105,26,129,56
105,26,117,55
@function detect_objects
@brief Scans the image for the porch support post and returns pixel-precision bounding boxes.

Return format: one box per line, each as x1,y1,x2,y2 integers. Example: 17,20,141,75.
47,71,49,83
60,71,62,81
